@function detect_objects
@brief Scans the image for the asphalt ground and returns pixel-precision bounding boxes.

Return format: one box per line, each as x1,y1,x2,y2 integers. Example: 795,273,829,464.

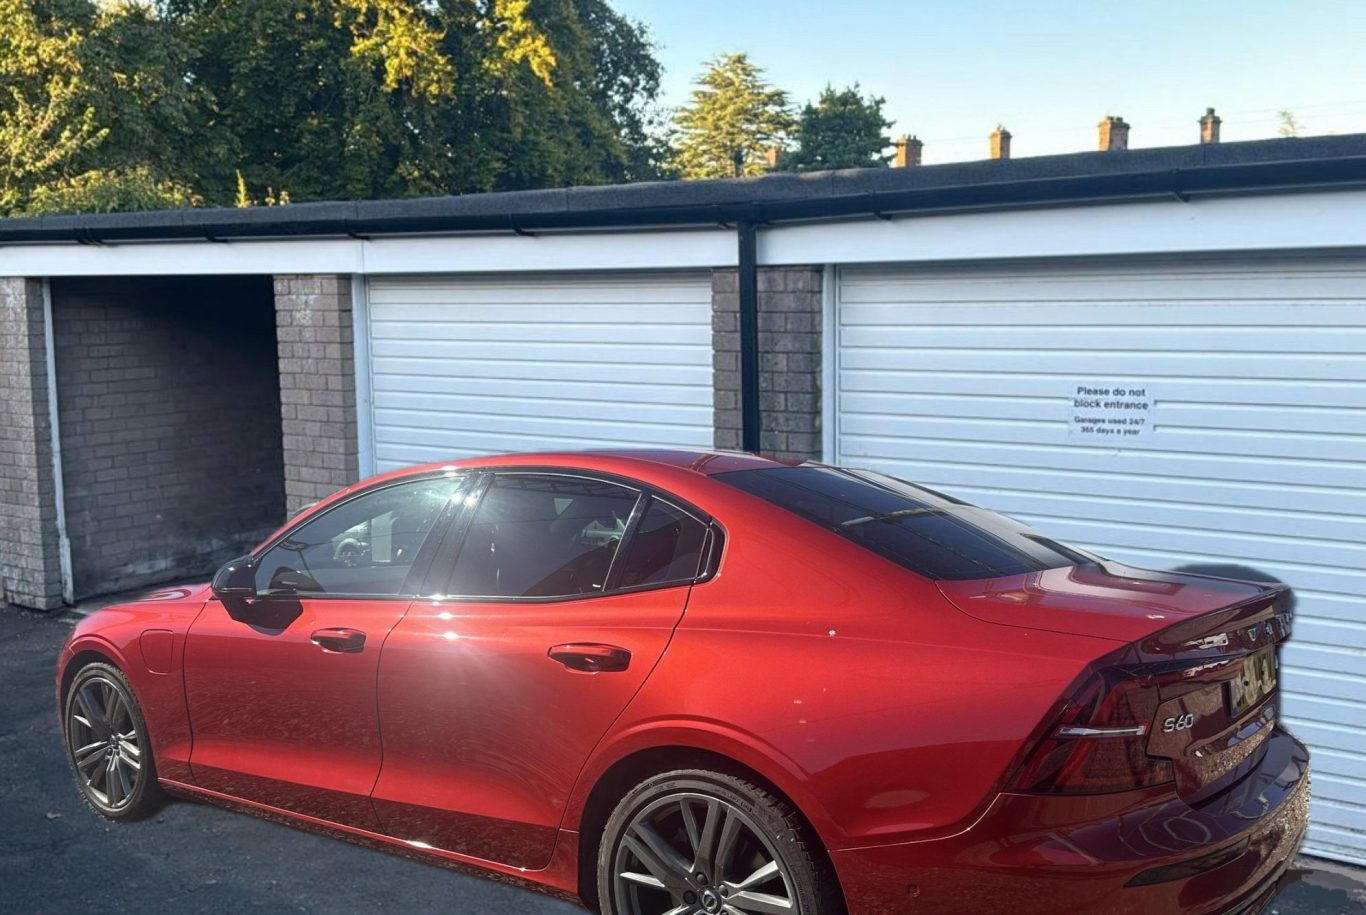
2,607,1363,914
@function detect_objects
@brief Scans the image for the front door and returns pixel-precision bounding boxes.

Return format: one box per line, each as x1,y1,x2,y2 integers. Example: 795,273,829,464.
370,472,714,868
185,474,465,828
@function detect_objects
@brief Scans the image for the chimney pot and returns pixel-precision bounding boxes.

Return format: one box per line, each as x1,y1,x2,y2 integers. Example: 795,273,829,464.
1098,115,1130,151
894,134,924,167
989,125,1012,160
1200,107,1222,144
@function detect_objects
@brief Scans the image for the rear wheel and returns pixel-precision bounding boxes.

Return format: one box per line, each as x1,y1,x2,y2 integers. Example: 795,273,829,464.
64,663,161,819
597,769,841,915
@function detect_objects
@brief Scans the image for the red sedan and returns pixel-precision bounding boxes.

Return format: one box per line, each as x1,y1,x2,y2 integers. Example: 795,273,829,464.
57,450,1307,914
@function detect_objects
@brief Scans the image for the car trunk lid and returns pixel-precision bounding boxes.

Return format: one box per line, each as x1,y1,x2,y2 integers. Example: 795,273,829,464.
943,562,1294,800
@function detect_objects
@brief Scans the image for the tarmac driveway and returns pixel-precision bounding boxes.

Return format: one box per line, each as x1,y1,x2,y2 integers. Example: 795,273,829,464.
2,608,1362,914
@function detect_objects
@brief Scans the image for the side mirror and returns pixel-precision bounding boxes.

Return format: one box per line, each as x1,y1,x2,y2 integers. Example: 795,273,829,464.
211,555,258,600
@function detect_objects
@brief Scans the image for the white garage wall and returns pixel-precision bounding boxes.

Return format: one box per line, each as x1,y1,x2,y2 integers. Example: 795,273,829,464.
833,256,1366,865
364,272,714,473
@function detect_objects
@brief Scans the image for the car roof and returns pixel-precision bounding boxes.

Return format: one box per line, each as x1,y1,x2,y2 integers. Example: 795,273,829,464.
313,450,808,511
386,449,806,481
264,450,815,552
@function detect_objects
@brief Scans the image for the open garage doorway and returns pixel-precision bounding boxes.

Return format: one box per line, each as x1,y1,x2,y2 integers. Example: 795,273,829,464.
49,276,285,600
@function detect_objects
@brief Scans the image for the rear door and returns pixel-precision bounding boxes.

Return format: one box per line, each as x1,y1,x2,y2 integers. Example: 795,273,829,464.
184,475,465,828
370,471,713,868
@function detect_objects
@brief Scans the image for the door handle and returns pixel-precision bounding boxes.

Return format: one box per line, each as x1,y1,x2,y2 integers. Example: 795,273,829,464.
311,628,367,653
548,643,631,673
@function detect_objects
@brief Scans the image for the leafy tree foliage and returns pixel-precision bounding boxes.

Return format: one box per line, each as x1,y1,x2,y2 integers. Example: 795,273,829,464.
0,0,105,213
785,84,892,171
1,0,668,213
671,53,795,179
576,0,667,180
23,166,201,214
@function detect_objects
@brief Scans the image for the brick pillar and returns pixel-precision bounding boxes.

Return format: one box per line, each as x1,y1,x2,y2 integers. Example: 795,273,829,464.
0,278,64,609
274,275,358,515
713,266,823,461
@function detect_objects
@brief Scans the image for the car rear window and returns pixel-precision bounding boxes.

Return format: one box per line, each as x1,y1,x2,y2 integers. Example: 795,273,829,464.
714,465,1094,581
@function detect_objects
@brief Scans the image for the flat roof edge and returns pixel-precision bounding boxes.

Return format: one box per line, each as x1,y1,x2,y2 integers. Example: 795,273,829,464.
2,134,1364,245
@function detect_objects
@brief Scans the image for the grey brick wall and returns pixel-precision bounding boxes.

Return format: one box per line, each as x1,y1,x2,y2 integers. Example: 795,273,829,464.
0,278,63,609
274,275,358,515
51,277,285,599
713,266,824,461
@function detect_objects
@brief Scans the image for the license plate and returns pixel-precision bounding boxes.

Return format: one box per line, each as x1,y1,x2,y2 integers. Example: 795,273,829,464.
1228,645,1277,717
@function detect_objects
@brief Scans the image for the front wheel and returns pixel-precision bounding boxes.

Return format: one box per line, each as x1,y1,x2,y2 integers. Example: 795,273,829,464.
63,662,162,819
597,769,842,915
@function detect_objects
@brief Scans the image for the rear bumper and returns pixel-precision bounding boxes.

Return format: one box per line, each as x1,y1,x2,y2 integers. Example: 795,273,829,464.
831,726,1309,915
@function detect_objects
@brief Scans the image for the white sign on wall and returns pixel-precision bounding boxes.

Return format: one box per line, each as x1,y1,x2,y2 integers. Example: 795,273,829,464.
1068,383,1153,441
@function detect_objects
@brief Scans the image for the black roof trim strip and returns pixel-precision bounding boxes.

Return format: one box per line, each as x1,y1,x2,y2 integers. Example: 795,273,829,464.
2,134,1364,244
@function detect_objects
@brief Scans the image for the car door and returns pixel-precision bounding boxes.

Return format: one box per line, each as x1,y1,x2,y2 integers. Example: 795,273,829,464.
369,471,715,869
184,474,466,829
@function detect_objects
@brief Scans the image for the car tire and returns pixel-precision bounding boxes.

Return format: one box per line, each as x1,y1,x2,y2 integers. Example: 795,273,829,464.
597,769,843,915
63,662,162,820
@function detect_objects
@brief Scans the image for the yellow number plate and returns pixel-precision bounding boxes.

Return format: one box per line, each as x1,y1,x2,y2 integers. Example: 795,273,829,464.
1228,644,1277,718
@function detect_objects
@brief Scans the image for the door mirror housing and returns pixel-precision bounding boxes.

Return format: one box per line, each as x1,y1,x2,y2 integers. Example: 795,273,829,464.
211,555,258,600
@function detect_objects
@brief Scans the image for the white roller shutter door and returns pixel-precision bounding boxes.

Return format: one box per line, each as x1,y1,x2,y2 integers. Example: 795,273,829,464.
366,272,713,472
835,257,1366,864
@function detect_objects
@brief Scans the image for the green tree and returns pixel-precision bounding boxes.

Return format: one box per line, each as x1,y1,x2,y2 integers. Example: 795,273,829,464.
576,0,666,180
76,1,236,193
0,0,105,213
1,0,670,213
22,165,201,214
1,0,233,215
671,53,795,179
163,0,665,202
785,84,892,171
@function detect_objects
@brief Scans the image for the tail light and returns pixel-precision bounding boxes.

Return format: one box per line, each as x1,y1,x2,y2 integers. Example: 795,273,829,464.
1008,667,1175,795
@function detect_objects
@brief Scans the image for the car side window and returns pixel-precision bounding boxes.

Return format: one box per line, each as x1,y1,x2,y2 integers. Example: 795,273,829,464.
448,474,640,599
611,498,709,589
254,476,465,597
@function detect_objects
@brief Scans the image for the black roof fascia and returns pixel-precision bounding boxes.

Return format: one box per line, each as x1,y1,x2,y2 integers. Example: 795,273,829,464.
2,134,1364,245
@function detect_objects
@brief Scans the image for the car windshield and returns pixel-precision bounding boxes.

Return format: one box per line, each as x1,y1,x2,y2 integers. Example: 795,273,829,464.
714,465,1097,581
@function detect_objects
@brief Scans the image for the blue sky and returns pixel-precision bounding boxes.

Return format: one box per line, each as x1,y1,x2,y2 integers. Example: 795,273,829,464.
612,0,1366,164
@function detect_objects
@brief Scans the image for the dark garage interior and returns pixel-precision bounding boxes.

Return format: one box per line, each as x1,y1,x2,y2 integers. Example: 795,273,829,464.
49,276,285,599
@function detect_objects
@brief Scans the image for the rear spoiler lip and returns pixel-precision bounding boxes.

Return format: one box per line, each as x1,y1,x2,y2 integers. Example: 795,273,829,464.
1132,585,1293,663
935,562,1292,650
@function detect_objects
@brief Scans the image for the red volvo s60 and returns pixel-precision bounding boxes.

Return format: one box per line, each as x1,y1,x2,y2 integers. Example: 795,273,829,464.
57,450,1307,914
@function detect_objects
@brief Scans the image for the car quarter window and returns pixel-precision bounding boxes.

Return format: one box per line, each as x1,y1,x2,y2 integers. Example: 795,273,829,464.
254,476,466,597
611,498,709,589
446,474,641,599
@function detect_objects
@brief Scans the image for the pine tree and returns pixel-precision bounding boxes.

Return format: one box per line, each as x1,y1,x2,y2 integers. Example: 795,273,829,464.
671,53,795,179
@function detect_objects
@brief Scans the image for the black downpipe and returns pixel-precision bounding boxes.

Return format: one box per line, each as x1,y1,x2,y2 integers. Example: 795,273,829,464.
737,221,760,452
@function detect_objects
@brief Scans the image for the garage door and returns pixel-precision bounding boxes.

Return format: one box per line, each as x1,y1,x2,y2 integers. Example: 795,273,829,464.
834,257,1366,865
365,272,714,472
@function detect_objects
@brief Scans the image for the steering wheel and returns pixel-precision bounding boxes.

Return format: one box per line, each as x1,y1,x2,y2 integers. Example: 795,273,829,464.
333,538,365,568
